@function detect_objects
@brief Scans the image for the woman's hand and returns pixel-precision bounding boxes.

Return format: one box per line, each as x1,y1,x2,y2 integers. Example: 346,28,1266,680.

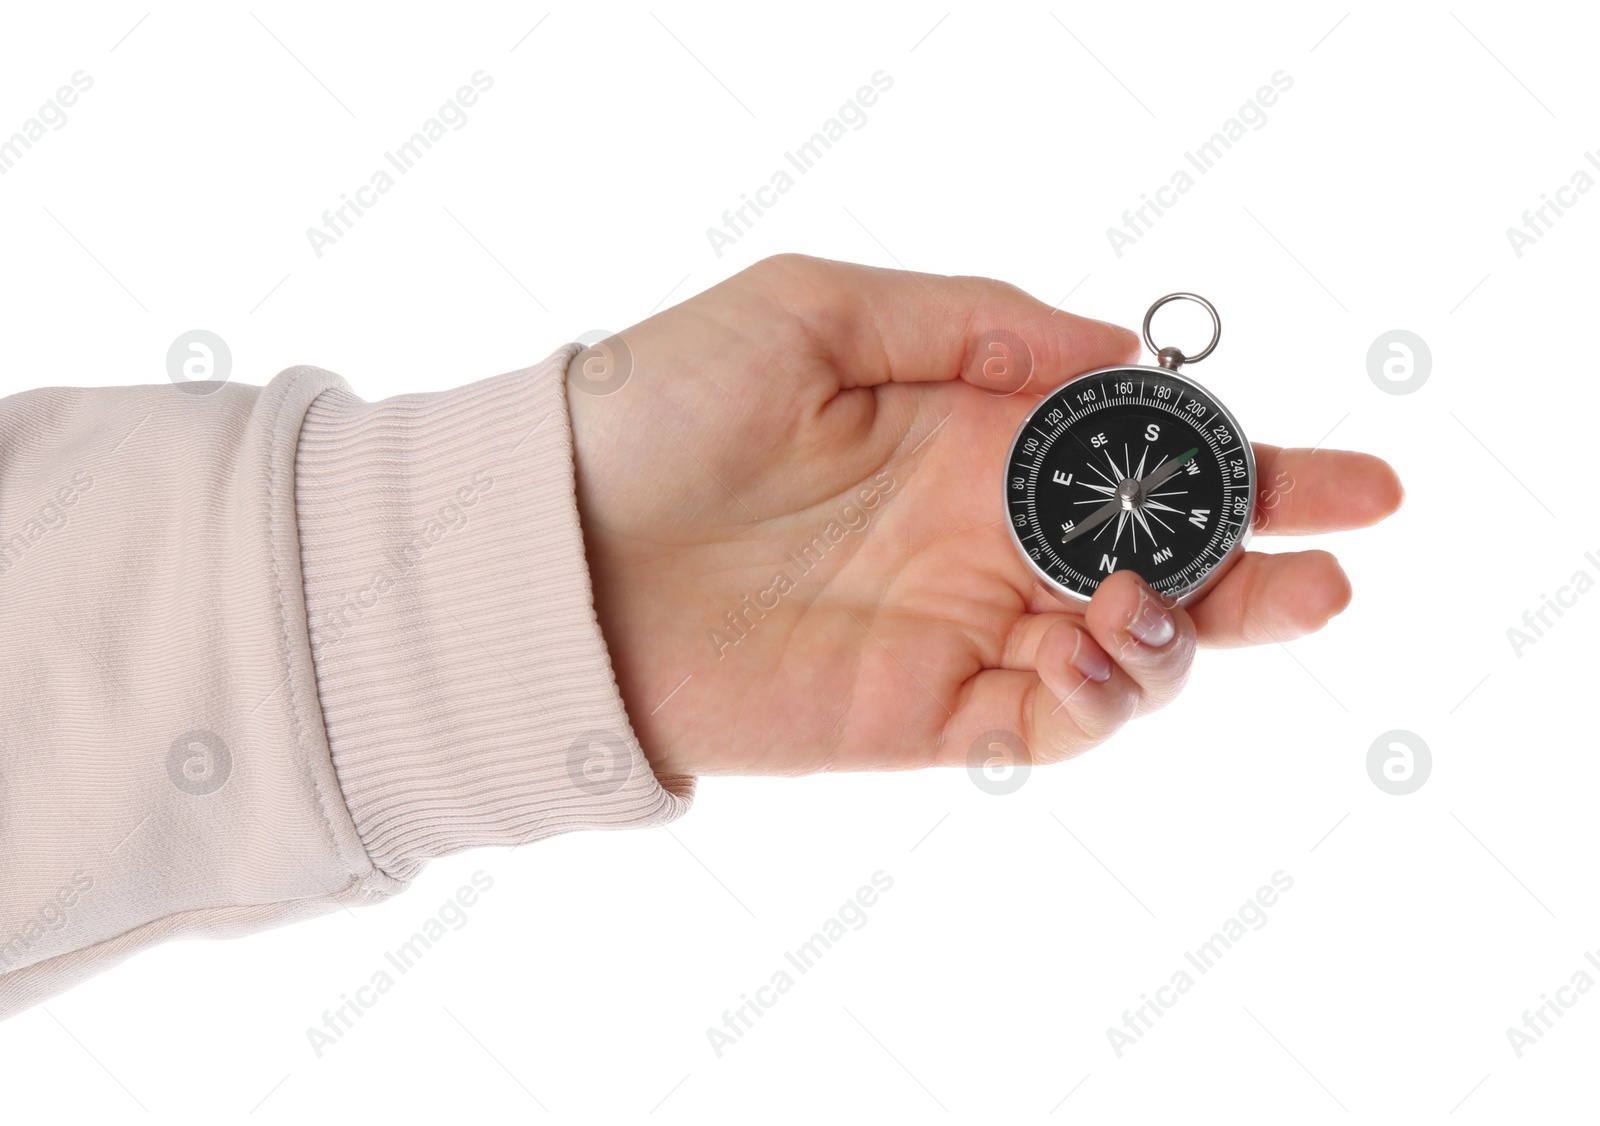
567,255,1403,777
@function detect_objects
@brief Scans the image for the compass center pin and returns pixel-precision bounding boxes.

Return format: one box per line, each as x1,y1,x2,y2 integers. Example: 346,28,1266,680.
1116,478,1142,510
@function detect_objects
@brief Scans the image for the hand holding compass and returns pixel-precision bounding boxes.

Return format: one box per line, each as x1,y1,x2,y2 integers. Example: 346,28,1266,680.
567,256,1403,777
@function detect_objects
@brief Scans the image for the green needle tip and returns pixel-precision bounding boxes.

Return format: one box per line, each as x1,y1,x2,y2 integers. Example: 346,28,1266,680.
1175,447,1199,464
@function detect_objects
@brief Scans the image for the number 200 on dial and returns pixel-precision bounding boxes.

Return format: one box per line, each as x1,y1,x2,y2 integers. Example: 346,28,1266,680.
1003,366,1256,607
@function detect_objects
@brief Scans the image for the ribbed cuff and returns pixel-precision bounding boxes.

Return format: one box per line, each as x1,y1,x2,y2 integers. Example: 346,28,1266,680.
293,345,693,882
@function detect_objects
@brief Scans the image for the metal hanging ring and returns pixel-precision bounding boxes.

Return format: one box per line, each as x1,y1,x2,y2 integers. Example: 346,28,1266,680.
1142,292,1221,367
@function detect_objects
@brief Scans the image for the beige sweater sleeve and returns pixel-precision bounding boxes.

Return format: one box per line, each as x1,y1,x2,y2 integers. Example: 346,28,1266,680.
0,344,693,1021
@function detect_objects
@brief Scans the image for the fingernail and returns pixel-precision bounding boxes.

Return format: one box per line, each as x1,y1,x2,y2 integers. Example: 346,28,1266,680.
1127,586,1175,647
1068,626,1112,683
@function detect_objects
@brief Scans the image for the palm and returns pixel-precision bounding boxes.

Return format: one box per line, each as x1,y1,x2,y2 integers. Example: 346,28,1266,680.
570,256,1402,778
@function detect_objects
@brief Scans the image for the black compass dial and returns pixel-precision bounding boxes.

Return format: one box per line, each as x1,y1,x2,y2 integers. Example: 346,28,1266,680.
1004,366,1254,602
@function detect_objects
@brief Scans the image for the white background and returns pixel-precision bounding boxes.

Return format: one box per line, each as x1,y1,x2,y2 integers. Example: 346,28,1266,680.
1,2,1596,1122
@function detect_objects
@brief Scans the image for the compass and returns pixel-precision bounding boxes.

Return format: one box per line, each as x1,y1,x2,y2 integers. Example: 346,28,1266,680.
1002,293,1255,608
